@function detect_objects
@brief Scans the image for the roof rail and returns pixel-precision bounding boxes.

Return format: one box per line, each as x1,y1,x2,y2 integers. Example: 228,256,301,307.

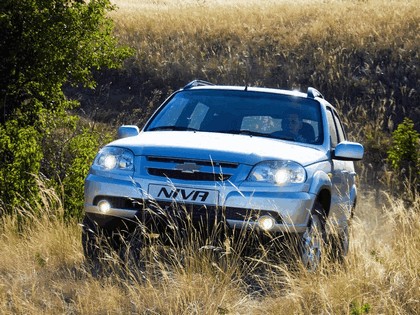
183,80,214,89
307,87,324,99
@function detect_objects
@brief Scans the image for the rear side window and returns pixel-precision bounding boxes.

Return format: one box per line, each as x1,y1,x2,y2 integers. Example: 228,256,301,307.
326,107,348,147
333,111,347,142
326,108,338,147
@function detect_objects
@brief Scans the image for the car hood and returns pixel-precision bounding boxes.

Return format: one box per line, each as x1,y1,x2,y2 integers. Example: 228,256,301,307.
108,131,327,166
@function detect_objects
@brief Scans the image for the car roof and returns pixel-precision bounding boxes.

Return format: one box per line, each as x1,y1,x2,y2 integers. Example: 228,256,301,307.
181,80,325,101
184,85,307,98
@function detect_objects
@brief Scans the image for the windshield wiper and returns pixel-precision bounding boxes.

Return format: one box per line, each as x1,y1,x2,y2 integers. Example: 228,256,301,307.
219,129,275,139
148,126,199,132
275,135,296,141
219,129,297,141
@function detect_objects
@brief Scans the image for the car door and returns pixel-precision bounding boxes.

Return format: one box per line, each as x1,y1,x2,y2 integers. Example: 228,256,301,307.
326,108,354,225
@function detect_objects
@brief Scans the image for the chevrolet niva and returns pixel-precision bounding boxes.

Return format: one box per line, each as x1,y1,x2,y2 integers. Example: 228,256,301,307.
82,80,364,269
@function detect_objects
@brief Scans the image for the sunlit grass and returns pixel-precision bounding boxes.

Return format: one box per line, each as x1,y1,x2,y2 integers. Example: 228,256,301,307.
1,184,419,314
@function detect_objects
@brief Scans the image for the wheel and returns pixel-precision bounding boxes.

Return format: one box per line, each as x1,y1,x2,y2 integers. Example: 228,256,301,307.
330,220,350,262
81,215,103,267
300,203,326,271
116,226,144,267
82,216,144,274
81,215,112,265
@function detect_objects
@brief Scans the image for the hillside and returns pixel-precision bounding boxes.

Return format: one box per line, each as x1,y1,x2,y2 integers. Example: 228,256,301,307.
79,0,419,134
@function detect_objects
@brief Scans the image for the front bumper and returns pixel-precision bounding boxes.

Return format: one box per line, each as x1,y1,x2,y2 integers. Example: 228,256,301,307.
84,173,315,234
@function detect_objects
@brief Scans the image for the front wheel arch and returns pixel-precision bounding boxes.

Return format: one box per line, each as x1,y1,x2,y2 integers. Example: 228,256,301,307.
317,189,331,218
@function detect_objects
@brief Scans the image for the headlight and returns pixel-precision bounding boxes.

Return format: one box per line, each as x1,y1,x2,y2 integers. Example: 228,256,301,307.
247,160,306,185
94,147,134,171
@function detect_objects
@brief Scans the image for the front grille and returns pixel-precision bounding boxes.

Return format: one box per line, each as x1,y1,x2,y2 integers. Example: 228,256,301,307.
147,201,220,223
145,156,237,182
90,198,283,240
147,168,231,181
225,208,282,223
146,156,238,169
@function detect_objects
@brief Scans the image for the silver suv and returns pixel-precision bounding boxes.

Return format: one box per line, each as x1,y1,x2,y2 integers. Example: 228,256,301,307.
82,80,364,268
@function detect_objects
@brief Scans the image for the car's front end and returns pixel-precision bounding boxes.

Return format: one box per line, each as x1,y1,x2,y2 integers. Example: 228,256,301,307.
84,130,329,238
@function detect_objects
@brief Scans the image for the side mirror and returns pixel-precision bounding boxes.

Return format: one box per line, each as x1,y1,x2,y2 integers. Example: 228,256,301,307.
117,125,139,139
333,141,364,161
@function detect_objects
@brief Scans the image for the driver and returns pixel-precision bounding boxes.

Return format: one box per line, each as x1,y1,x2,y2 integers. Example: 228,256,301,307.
281,110,306,142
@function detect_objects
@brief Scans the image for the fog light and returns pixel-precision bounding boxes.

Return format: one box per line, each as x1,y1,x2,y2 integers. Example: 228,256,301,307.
258,216,276,230
97,200,111,213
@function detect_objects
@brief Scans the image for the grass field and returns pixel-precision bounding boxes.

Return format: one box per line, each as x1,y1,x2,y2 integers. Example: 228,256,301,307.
0,187,419,314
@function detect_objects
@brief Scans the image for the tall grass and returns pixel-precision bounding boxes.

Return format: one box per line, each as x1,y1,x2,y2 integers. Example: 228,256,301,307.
1,183,419,314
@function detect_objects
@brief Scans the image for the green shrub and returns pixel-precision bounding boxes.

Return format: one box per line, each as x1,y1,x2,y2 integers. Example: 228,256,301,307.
388,118,419,173
0,0,130,215
387,118,419,195
39,110,113,219
0,120,43,209
61,126,112,219
0,114,111,218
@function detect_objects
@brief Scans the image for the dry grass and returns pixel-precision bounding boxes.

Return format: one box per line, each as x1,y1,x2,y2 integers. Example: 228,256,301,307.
1,186,419,314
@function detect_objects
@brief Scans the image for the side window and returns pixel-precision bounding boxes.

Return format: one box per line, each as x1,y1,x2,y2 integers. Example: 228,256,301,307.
326,108,338,147
332,110,347,142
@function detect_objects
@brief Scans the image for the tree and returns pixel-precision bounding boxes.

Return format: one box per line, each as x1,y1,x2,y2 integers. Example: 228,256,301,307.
1,0,131,124
0,0,131,213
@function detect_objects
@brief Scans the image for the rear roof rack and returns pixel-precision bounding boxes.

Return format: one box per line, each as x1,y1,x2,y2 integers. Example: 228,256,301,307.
183,80,214,89
307,87,324,99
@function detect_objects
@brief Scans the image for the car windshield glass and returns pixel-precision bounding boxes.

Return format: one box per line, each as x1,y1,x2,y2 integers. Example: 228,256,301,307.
145,89,323,144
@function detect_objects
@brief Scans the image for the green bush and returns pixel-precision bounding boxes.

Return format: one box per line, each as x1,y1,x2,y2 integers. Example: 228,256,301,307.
387,118,419,194
0,113,112,218
61,126,112,219
0,120,43,209
0,0,130,215
388,118,419,172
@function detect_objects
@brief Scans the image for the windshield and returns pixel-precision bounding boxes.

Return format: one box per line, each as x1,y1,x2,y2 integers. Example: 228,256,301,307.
145,89,323,144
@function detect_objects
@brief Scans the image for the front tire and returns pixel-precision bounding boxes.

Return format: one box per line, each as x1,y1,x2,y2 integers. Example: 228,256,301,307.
81,215,144,272
300,203,326,271
81,215,104,267
330,221,350,262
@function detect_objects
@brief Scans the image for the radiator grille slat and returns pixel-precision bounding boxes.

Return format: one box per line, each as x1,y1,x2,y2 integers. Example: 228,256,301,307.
147,168,231,181
146,156,238,168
